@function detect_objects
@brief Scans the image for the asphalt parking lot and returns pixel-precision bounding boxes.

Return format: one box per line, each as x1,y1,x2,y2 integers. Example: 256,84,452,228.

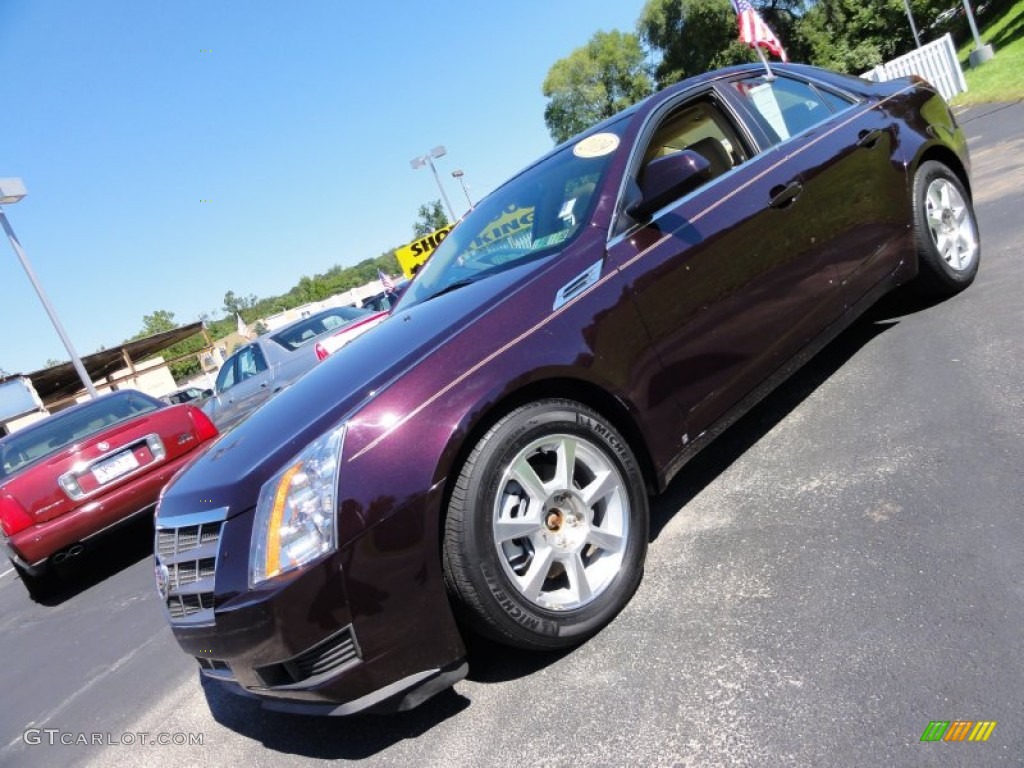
1,100,1021,767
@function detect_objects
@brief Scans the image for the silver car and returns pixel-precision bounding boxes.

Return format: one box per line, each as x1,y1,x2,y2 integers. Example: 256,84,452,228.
203,306,375,430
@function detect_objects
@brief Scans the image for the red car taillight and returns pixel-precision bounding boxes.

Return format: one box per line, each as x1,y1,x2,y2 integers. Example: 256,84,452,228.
0,494,33,537
187,406,219,442
315,342,329,361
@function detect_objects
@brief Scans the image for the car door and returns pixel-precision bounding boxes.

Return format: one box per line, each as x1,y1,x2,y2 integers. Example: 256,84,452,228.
606,84,850,443
210,344,271,427
228,343,274,418
721,72,909,309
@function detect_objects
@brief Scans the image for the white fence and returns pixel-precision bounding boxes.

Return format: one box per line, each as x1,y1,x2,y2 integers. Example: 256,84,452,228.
862,33,967,102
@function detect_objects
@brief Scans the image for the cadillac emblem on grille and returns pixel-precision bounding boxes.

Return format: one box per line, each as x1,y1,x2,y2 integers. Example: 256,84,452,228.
155,562,170,600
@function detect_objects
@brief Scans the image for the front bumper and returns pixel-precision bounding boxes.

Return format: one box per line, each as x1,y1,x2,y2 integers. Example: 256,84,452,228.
155,497,467,714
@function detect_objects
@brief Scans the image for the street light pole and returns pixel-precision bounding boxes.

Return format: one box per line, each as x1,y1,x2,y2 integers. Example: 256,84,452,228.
451,169,473,210
410,146,457,223
900,0,922,48
0,178,99,398
962,0,995,66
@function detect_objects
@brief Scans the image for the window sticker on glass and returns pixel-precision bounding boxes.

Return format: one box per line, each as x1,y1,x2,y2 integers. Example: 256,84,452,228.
749,83,790,140
574,133,620,158
558,197,577,226
531,230,571,250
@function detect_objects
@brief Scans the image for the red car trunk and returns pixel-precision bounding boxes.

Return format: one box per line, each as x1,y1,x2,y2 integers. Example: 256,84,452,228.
1,392,218,569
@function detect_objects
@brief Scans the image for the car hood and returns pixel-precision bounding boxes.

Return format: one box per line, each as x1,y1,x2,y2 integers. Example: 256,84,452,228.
156,262,547,522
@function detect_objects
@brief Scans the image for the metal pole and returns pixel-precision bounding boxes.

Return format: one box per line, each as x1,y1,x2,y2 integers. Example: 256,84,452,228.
755,46,775,80
453,171,474,210
963,0,984,48
426,157,457,223
0,207,99,397
961,0,994,65
902,0,922,48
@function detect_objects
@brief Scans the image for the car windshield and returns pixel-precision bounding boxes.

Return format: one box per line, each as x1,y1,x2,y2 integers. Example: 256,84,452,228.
0,391,163,480
402,118,630,307
270,306,373,351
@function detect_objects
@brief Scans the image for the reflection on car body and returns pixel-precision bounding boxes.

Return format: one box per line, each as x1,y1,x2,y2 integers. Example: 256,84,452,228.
155,64,979,715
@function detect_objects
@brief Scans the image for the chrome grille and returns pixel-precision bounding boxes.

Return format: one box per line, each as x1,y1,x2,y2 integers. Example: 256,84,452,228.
154,507,228,626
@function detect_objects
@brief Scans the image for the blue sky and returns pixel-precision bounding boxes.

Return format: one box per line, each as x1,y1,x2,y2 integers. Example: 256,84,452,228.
0,1,644,375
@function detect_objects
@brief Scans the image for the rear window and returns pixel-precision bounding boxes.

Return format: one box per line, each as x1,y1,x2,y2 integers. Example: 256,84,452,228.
0,391,163,480
270,307,371,351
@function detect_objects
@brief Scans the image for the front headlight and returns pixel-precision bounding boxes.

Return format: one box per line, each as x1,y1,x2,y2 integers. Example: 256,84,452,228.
250,424,345,586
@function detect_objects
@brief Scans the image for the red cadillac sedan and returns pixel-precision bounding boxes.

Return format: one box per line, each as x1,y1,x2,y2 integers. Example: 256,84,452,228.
1,389,218,598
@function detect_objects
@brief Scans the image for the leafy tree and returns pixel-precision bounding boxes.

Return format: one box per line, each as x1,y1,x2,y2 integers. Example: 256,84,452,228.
413,201,449,237
795,0,948,73
222,290,258,317
127,309,207,382
137,309,177,337
542,30,655,144
638,0,806,87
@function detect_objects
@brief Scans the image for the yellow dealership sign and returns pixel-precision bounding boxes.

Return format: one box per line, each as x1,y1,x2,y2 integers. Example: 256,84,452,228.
395,224,456,278
395,205,538,278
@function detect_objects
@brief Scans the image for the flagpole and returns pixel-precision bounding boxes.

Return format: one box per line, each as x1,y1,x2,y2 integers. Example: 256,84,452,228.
755,46,776,79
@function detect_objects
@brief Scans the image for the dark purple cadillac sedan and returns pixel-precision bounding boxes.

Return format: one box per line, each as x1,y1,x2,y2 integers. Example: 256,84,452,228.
154,64,978,715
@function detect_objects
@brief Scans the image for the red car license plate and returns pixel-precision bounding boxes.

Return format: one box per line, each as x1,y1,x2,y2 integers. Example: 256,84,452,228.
92,451,140,484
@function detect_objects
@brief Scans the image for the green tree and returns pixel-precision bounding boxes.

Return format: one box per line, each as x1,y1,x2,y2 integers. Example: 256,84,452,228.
639,0,751,87
413,200,449,237
542,30,655,144
222,290,258,317
136,309,177,337
129,310,206,382
638,0,806,87
795,0,947,73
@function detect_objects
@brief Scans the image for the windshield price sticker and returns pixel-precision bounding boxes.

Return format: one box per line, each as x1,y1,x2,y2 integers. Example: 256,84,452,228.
573,133,620,158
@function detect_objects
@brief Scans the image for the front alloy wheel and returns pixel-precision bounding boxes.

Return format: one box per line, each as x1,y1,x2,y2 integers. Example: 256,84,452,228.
444,399,648,650
494,432,630,611
912,160,980,295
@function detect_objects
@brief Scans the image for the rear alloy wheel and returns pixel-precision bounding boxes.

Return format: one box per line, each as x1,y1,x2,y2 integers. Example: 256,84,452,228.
912,160,980,296
443,399,648,650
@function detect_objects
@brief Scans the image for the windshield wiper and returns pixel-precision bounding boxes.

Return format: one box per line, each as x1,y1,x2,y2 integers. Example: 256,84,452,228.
426,276,483,301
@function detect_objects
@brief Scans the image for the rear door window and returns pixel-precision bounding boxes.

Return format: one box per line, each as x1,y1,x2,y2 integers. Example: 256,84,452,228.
728,75,855,145
216,355,238,393
236,347,267,381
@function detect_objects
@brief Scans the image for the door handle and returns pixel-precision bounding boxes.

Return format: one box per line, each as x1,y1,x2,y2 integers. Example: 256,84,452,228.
857,128,883,149
769,181,803,209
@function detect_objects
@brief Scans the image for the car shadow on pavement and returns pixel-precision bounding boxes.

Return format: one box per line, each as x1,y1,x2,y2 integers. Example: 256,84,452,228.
202,673,471,760
18,515,154,606
648,305,909,541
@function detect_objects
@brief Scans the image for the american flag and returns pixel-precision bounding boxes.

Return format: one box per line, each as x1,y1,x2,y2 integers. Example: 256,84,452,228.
730,0,788,62
378,269,396,292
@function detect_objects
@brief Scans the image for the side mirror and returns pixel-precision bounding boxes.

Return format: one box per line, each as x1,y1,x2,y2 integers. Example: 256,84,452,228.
202,389,213,398
626,150,711,221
